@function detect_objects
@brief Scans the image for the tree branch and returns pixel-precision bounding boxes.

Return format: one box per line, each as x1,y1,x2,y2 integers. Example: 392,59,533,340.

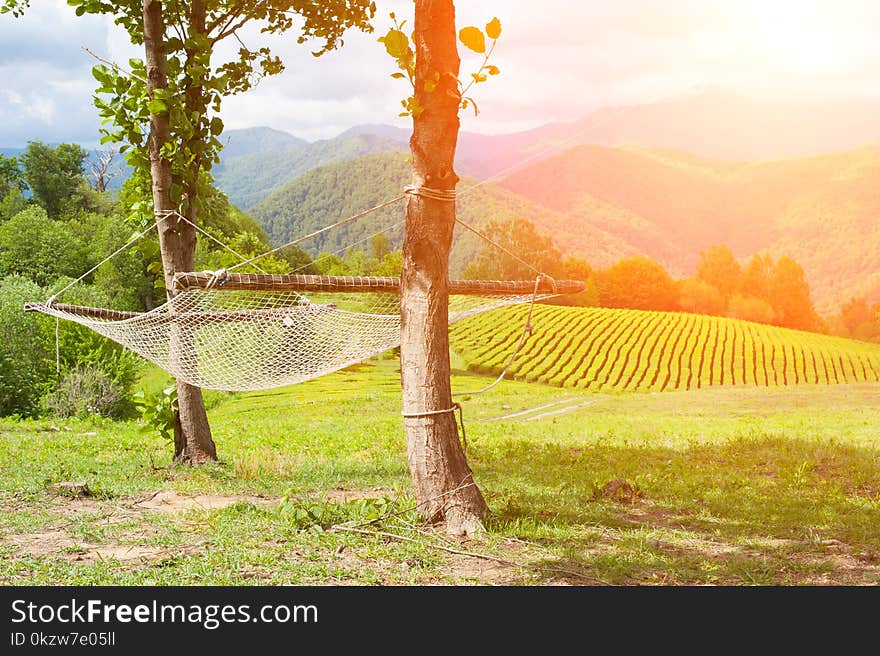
81,45,147,84
213,13,251,44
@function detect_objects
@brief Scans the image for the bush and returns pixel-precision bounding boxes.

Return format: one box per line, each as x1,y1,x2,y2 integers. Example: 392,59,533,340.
43,365,133,419
0,275,54,417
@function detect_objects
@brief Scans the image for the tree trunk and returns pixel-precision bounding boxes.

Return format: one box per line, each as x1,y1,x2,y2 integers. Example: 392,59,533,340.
144,0,216,464
400,0,487,537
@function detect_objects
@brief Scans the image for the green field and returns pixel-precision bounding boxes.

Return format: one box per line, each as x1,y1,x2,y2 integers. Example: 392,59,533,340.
2,357,879,585
451,305,880,390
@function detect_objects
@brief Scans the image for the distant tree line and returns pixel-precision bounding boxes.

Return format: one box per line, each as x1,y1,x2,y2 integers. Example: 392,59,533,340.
462,217,844,336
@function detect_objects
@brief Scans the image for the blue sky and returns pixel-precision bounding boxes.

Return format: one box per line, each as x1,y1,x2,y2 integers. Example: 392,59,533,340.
1,0,878,146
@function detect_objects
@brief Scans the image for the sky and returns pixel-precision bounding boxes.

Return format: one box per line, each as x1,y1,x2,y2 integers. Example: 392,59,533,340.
1,0,879,146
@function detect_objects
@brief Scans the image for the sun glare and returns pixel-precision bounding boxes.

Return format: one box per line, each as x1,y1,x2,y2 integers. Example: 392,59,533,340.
747,0,843,74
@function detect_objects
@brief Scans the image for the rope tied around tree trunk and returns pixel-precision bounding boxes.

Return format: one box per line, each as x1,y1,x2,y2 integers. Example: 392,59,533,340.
402,402,468,453
403,184,457,202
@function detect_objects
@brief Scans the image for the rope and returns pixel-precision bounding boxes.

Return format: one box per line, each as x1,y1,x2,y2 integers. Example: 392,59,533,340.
453,274,552,397
403,185,456,202
402,402,467,453
55,317,61,379
228,193,408,272
157,210,269,275
453,216,548,281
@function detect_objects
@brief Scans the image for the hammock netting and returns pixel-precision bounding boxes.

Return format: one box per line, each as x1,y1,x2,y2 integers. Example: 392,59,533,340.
26,273,584,392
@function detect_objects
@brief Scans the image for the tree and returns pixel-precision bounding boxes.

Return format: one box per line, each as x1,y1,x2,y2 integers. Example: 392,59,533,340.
462,218,563,280
0,189,28,223
728,293,775,324
740,253,774,302
0,154,25,197
2,0,376,462
770,256,819,331
372,233,391,261
0,207,88,286
834,297,880,341
462,220,596,306
396,2,502,535
0,275,55,417
18,142,88,218
597,256,679,311
88,150,121,192
696,244,741,301
679,277,725,316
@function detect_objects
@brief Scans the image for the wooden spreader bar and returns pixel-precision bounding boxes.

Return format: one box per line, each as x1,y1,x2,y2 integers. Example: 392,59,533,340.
173,272,586,296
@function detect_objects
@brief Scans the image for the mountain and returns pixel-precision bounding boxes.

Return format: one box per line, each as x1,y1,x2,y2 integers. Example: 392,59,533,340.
248,152,631,276
214,133,403,209
331,91,880,179
500,144,880,313
555,91,880,161
219,127,307,160
246,144,880,314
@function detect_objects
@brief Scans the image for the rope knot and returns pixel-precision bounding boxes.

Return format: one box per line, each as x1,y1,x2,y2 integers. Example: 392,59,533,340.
205,268,229,289
537,272,558,294
404,184,457,202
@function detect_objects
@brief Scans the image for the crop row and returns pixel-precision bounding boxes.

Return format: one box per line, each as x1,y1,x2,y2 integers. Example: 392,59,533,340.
449,306,880,391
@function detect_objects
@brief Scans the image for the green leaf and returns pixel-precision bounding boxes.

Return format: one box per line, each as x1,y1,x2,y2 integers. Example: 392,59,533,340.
379,28,409,59
458,26,486,53
486,17,502,40
146,98,167,114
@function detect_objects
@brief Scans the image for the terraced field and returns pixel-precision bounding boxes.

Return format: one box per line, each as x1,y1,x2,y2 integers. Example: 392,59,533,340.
450,305,880,391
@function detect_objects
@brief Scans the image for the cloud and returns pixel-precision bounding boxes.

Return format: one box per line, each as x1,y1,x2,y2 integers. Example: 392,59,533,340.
0,0,109,145
1,0,878,146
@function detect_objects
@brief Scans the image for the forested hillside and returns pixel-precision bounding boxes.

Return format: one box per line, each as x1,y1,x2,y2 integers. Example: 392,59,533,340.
248,152,633,275
215,134,404,209
500,144,880,313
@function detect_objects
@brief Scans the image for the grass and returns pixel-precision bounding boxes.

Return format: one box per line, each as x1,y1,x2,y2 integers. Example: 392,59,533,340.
1,356,879,585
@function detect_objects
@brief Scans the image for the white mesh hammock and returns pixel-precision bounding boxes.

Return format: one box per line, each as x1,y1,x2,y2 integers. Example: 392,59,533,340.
25,272,583,391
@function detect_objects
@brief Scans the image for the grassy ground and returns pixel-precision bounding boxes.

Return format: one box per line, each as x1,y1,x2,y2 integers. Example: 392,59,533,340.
1,356,879,585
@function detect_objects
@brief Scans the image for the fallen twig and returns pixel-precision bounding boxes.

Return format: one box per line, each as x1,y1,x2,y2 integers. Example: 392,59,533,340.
332,525,609,585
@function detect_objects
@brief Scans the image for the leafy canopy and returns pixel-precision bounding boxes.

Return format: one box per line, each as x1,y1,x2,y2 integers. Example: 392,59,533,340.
18,142,88,218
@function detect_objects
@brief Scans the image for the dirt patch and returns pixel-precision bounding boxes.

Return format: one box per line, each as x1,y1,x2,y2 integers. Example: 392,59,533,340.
133,490,274,514
5,530,162,563
443,553,519,584
595,478,643,505
85,545,165,562
6,530,75,557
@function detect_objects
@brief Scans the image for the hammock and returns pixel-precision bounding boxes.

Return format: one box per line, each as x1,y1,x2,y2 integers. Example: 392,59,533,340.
25,272,584,392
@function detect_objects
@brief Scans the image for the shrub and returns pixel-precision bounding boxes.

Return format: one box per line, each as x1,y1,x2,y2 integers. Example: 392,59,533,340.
0,275,54,416
43,365,133,419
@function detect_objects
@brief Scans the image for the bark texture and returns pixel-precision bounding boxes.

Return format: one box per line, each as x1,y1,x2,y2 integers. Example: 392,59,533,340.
144,0,216,464
400,0,487,536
